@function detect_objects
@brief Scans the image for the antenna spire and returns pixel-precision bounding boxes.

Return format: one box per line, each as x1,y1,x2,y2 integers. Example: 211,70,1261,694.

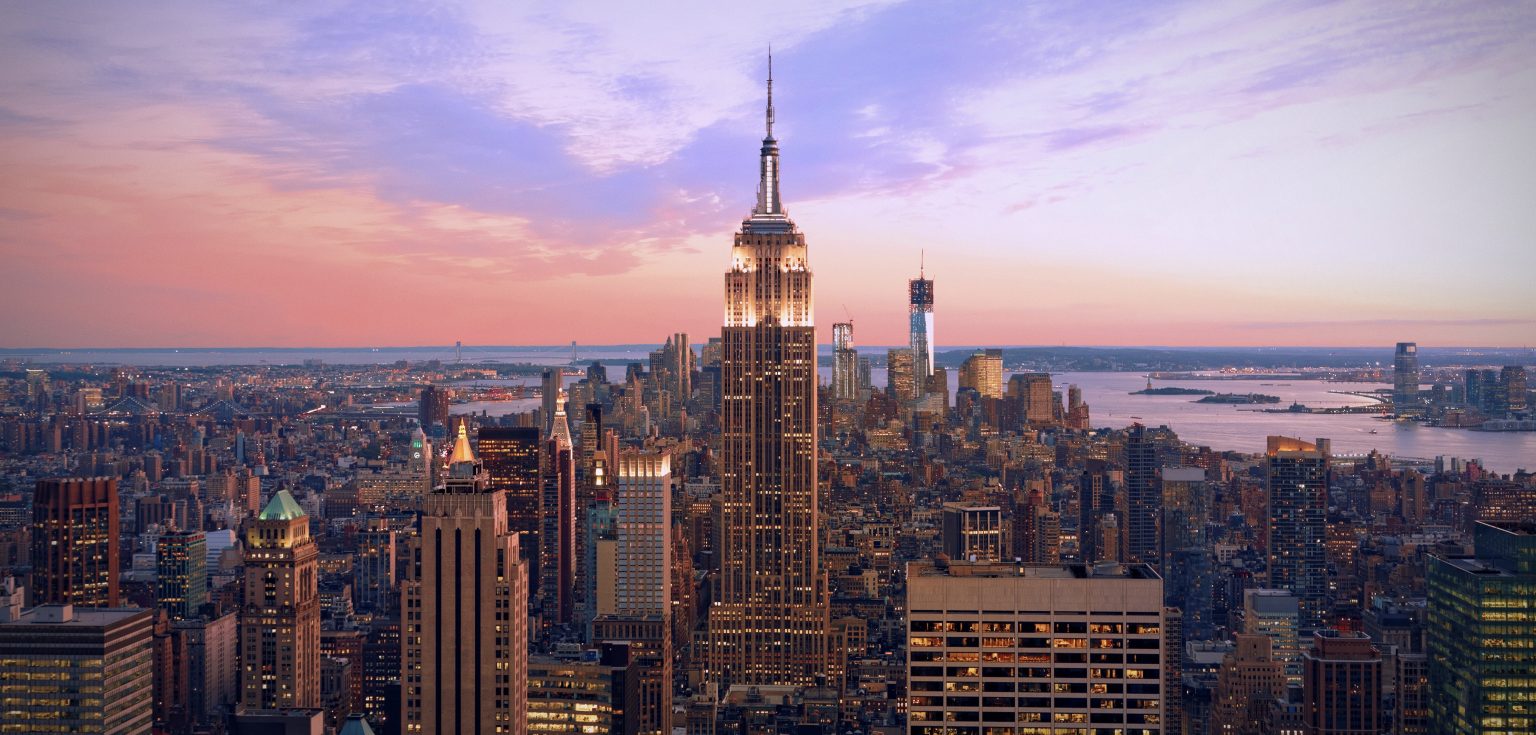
920,249,925,278
766,47,775,139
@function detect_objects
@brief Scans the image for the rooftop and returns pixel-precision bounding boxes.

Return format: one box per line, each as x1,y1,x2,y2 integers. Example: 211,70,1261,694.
258,488,306,521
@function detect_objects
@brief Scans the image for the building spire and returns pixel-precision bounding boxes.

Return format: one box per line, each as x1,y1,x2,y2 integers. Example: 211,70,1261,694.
751,50,783,220
766,47,775,140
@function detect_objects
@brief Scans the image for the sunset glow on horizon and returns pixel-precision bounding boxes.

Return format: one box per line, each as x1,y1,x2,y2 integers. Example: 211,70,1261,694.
2,2,1533,348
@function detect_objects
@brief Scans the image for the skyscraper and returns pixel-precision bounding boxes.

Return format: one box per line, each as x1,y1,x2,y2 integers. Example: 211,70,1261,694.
541,399,577,625
1008,372,1055,425
906,559,1165,734
599,452,674,735
1266,436,1330,634
401,424,529,735
887,347,916,401
909,266,935,388
832,321,859,401
240,488,320,710
1393,342,1420,417
1125,424,1178,567
1302,631,1382,735
1427,521,1536,735
957,348,1003,399
156,529,207,620
478,426,543,598
418,385,449,435
711,60,829,688
541,368,560,434
0,604,154,735
31,476,120,607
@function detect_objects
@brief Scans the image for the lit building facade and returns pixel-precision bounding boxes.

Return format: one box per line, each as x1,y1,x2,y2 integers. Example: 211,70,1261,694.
1265,436,1330,634
1302,631,1382,735
241,489,321,710
0,604,155,735
958,349,1003,400
31,476,120,607
1427,521,1536,735
832,321,859,401
401,425,529,735
906,560,1166,734
478,426,543,598
156,529,207,619
1392,342,1420,417
710,61,830,688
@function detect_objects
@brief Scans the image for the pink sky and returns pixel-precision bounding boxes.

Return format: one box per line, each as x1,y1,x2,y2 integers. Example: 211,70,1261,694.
1,2,1533,348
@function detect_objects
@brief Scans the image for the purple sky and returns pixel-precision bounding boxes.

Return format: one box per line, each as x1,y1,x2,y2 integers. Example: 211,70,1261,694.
1,2,1533,347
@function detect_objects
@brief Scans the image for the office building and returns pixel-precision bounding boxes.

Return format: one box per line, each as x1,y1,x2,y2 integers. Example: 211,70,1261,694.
1162,467,1214,640
156,529,207,619
614,453,671,616
1266,436,1330,634
888,347,916,401
478,425,543,599
1302,631,1382,735
910,267,935,387
940,502,1003,562
0,604,154,735
958,349,1003,400
401,424,529,735
418,386,449,435
241,489,321,710
906,560,1165,734
1392,342,1420,417
1211,633,1286,735
710,63,830,688
542,368,561,434
1427,521,1536,735
1125,425,1178,567
354,518,396,613
1008,372,1056,426
31,476,121,607
526,644,639,735
541,401,577,625
1245,588,1303,684
832,321,859,401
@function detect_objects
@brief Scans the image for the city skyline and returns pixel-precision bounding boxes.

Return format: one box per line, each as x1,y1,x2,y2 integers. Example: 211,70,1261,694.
3,2,1535,348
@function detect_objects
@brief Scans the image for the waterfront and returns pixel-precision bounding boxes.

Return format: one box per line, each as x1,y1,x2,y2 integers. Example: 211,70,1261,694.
837,368,1535,474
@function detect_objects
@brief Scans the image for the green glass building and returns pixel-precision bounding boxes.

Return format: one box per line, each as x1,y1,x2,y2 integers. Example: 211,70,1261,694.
156,529,207,620
1427,521,1536,734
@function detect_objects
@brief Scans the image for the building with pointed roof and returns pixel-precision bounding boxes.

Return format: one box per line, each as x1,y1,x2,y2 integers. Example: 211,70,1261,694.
241,488,320,710
403,407,529,735
710,57,830,688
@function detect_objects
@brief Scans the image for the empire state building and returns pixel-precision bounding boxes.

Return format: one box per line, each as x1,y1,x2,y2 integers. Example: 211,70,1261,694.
709,58,830,688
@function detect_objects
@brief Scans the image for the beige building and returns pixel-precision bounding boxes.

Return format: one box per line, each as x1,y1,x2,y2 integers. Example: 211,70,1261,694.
959,349,1004,400
710,65,829,688
241,488,320,710
402,425,529,735
906,560,1165,734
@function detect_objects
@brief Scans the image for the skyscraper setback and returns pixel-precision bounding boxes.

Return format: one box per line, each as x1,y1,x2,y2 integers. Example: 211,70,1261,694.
710,61,829,688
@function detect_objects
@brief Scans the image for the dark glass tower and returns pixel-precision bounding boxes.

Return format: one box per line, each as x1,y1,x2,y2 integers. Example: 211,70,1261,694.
478,426,542,598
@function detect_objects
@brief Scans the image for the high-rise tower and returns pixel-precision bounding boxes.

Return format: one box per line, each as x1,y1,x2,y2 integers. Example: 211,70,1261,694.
1393,342,1421,417
909,263,935,388
710,57,829,688
401,424,529,735
240,489,320,710
832,321,858,401
1266,436,1330,635
30,477,120,607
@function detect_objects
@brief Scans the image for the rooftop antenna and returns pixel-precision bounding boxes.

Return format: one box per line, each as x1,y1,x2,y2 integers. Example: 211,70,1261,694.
920,249,925,278
766,46,774,138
